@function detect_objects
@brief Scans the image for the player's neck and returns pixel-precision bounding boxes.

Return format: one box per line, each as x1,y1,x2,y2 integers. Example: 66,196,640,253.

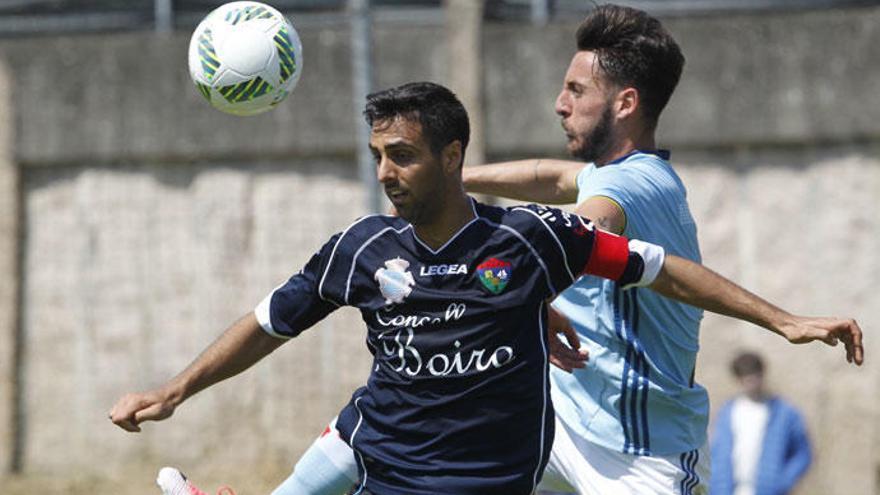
595,129,656,167
413,192,474,250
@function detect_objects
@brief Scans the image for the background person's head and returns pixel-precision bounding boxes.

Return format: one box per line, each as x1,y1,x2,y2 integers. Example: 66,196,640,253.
556,4,685,162
364,82,470,224
731,351,767,401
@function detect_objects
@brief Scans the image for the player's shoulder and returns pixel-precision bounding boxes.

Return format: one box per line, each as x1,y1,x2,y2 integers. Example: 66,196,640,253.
608,151,675,181
490,202,584,235
314,214,409,302
629,152,686,191
347,213,409,232
585,151,682,199
502,202,561,220
473,201,535,231
480,201,543,223
473,200,588,239
329,214,410,253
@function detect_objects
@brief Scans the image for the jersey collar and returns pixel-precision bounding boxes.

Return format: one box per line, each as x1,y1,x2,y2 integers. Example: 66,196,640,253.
410,198,480,255
605,149,671,166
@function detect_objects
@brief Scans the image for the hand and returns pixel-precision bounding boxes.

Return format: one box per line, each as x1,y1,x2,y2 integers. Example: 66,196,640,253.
547,305,588,372
109,387,178,433
779,316,864,365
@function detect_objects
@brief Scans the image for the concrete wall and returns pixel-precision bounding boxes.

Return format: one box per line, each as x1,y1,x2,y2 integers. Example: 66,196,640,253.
678,146,880,495
0,5,878,494
21,160,370,474
487,7,880,154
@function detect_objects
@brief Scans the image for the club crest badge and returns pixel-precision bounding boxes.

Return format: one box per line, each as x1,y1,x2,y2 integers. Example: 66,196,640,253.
477,257,512,295
375,257,416,305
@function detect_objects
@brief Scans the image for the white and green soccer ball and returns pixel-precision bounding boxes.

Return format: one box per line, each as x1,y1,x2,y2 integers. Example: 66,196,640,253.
188,1,303,116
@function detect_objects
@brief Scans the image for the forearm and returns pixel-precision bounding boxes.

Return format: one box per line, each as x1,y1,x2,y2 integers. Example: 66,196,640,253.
163,312,285,405
463,159,582,204
650,255,794,337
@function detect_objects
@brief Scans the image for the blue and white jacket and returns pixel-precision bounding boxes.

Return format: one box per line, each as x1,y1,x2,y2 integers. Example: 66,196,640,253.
711,397,812,495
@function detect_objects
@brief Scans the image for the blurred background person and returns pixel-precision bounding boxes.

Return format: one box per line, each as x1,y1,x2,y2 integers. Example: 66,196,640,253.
711,351,812,495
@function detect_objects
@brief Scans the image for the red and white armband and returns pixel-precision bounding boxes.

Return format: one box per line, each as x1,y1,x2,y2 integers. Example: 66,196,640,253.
583,230,665,289
622,239,665,289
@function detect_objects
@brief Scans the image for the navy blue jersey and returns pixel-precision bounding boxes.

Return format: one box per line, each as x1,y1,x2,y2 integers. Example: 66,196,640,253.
255,199,649,495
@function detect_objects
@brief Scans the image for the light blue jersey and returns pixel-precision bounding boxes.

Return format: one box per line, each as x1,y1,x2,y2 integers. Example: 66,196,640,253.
551,150,707,456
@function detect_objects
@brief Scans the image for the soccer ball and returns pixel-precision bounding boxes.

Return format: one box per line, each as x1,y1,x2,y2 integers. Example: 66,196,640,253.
188,1,303,116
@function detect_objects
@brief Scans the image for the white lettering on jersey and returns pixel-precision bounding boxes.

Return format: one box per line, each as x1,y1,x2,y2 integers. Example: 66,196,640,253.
445,303,466,321
376,312,441,328
535,205,557,222
376,303,466,329
374,303,514,377
559,210,574,227
379,327,422,376
419,264,468,276
379,328,515,377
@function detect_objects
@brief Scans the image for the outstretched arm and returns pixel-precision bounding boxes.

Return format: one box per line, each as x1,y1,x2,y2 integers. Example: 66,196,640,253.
109,313,285,432
649,255,864,365
463,159,584,204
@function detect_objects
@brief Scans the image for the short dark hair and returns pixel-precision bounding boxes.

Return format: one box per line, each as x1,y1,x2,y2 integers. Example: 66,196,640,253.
576,4,685,128
364,81,470,165
731,351,765,377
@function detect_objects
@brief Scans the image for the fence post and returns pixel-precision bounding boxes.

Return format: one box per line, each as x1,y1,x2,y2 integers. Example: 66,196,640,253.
0,57,22,474
444,0,485,168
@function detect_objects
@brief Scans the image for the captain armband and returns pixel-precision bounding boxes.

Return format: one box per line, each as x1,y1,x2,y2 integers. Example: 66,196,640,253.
620,239,665,290
581,230,665,289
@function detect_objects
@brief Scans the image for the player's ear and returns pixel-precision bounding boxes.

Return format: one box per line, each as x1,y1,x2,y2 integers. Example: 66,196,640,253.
442,140,463,174
614,87,639,120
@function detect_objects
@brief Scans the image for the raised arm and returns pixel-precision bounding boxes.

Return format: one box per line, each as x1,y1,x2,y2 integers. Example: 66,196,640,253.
463,159,584,204
109,313,285,432
649,255,864,365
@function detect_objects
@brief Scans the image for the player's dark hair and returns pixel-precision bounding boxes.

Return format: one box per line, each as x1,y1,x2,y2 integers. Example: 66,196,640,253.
731,351,765,377
576,4,684,128
364,81,470,166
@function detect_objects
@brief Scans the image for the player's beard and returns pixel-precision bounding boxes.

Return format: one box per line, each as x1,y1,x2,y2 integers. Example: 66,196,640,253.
390,168,446,226
569,104,615,164
396,196,430,225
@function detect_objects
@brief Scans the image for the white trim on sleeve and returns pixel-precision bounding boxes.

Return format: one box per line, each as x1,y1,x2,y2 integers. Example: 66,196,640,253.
624,239,665,289
253,290,292,340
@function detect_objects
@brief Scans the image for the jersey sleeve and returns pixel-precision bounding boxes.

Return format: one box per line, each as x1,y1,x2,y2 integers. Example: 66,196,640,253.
509,204,665,295
254,233,344,339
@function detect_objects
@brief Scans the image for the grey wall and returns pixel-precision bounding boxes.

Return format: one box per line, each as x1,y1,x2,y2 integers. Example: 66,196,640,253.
1,5,878,494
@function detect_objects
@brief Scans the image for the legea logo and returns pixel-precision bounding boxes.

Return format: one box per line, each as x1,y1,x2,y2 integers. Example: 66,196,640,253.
419,263,468,276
